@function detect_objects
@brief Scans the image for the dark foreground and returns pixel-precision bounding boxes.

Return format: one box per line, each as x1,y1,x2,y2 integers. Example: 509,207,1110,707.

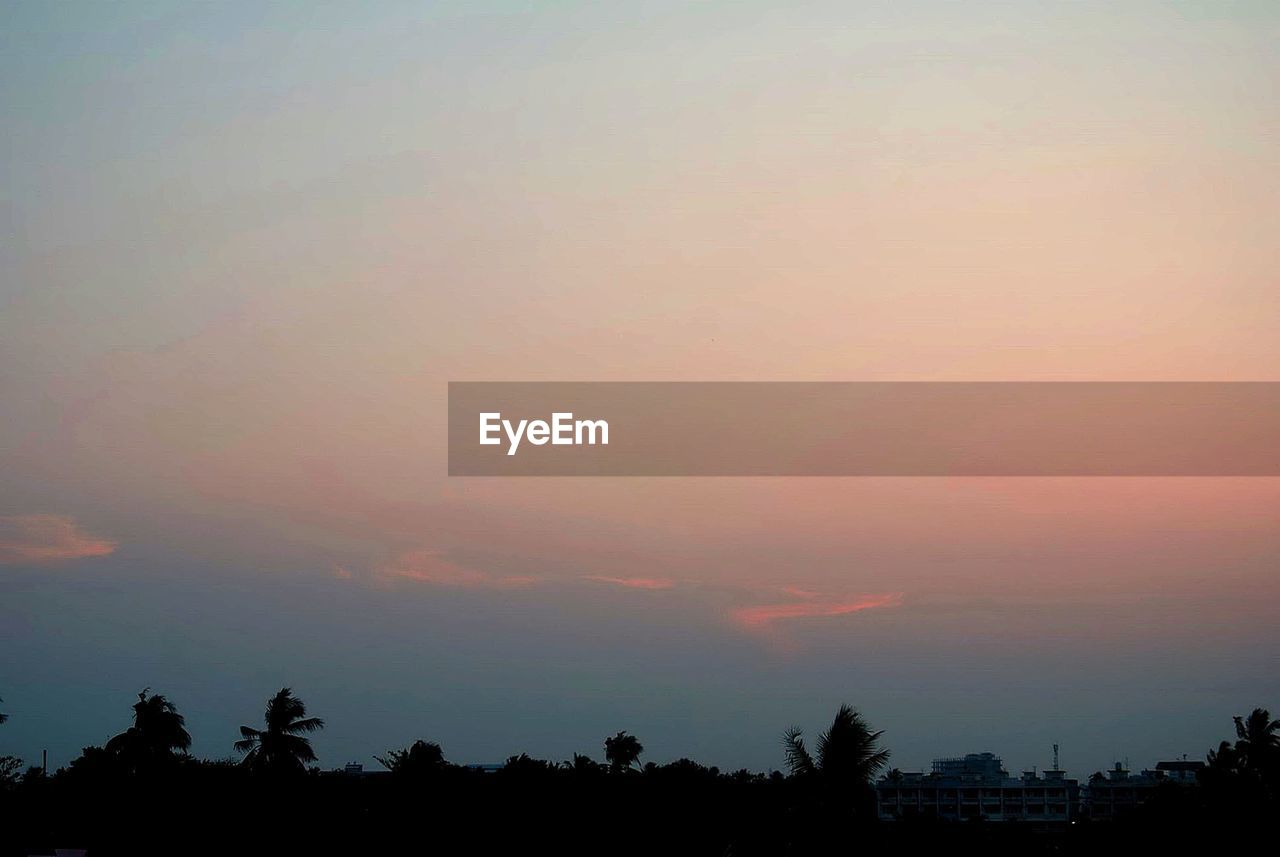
2,764,1274,857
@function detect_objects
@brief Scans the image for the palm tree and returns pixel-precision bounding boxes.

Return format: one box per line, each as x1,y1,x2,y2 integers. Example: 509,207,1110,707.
1233,708,1280,773
563,753,603,776
235,688,324,773
604,731,644,773
105,689,192,772
376,739,446,776
1207,740,1240,773
0,696,7,725
782,704,890,788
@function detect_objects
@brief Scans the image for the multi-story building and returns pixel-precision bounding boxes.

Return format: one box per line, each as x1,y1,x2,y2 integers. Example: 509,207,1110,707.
876,752,1080,823
1083,759,1204,819
1153,759,1205,783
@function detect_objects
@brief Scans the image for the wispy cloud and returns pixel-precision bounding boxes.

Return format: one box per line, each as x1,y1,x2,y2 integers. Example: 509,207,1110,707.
583,575,676,590
378,549,539,589
730,592,903,631
0,514,117,565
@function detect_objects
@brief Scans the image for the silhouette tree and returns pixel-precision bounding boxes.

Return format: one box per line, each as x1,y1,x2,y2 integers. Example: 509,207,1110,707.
782,704,890,788
500,752,559,778
104,689,192,773
235,687,324,773
563,753,603,776
1233,708,1280,776
0,695,8,724
377,739,447,777
1201,710,1280,819
0,755,22,788
779,704,889,848
1207,740,1240,774
604,731,644,773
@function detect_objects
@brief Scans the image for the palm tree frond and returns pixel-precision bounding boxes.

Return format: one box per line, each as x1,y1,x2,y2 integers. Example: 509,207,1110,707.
286,717,325,734
782,726,815,776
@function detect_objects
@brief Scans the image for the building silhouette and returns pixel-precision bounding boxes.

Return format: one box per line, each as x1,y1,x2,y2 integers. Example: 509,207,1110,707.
876,752,1080,823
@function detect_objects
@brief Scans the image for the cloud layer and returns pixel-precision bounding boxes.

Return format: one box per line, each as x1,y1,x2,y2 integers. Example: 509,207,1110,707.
378,549,539,589
0,514,117,564
730,592,903,631
583,575,676,590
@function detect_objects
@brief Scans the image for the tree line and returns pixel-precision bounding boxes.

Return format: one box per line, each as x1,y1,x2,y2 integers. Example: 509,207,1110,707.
0,689,1276,856
0,690,898,787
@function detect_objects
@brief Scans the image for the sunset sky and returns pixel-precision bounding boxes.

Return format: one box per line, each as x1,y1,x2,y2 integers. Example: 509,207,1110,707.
2,1,1278,776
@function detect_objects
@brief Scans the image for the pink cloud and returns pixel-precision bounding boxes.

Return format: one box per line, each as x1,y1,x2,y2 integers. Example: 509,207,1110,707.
378,549,539,589
0,514,117,565
583,575,676,590
730,592,903,631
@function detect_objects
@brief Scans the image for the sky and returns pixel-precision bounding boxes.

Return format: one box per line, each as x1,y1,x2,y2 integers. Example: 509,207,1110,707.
2,1,1278,777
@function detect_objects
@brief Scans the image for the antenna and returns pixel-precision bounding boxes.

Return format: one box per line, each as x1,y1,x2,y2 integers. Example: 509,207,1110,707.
1053,744,1060,770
